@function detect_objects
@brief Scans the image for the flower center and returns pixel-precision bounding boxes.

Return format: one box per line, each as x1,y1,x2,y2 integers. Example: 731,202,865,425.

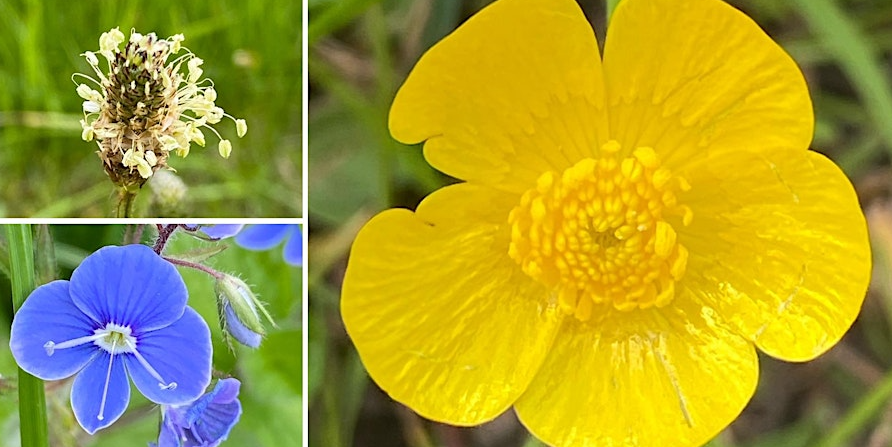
43,322,177,421
508,140,693,320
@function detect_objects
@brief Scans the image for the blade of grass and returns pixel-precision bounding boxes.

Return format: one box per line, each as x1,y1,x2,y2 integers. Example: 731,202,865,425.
816,366,892,447
794,0,892,159
6,224,49,447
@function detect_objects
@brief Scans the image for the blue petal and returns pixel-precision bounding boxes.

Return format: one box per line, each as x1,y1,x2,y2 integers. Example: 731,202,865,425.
71,352,131,434
200,225,244,240
235,225,289,250
157,410,183,447
223,303,261,348
10,281,99,380
182,378,242,427
154,379,242,447
282,225,303,266
209,378,241,404
70,245,188,332
124,307,211,405
188,397,241,446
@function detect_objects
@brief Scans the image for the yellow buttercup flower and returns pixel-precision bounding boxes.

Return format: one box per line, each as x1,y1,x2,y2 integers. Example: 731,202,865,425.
341,0,872,445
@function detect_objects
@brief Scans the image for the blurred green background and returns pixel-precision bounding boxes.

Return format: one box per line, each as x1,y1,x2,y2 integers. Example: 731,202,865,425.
0,0,302,217
0,224,303,446
308,0,892,446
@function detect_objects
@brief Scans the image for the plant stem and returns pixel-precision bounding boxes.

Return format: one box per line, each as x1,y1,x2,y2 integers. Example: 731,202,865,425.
6,225,49,447
162,256,225,279
153,224,178,254
115,189,137,217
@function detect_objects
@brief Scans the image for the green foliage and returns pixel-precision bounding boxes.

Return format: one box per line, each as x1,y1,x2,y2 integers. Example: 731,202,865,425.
0,0,302,217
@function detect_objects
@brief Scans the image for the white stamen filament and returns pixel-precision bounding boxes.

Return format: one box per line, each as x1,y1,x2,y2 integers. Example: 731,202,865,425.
97,338,116,421
123,338,177,390
44,333,107,356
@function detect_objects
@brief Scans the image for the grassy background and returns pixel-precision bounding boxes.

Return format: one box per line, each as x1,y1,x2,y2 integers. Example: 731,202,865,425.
0,224,303,446
308,0,892,446
0,0,302,217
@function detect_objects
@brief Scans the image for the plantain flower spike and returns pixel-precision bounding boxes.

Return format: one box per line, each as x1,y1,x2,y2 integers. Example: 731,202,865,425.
75,28,247,192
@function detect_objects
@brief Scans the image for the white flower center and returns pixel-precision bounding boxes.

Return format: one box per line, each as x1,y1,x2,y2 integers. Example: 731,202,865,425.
43,322,178,421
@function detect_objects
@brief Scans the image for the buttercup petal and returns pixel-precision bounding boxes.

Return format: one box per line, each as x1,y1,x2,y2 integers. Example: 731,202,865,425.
10,281,98,380
680,149,870,361
602,0,813,169
71,352,131,434
516,298,757,447
125,308,212,405
390,0,608,194
342,184,562,425
235,224,290,250
70,245,187,332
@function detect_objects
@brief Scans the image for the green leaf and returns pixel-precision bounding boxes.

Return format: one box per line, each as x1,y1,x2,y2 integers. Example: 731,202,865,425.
6,224,49,447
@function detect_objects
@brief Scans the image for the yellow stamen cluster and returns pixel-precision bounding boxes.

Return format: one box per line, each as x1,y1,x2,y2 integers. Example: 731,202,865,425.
508,141,693,320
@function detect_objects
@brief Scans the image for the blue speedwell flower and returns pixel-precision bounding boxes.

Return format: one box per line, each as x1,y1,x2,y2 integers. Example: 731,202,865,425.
235,224,302,266
152,378,243,447
9,245,212,434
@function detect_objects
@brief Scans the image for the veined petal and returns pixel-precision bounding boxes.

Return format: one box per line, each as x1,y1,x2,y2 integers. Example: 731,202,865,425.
10,281,99,380
235,224,290,250
342,184,562,425
680,149,870,361
71,352,131,434
390,0,608,194
182,379,242,444
603,0,813,169
124,308,212,405
187,399,240,446
282,225,303,266
207,377,241,404
159,378,242,447
70,245,188,332
516,298,757,447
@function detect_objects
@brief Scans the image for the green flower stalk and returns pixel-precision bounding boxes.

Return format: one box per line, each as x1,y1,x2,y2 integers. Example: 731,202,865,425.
75,27,247,195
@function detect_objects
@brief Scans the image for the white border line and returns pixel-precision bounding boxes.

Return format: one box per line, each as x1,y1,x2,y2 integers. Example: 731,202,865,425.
301,0,310,443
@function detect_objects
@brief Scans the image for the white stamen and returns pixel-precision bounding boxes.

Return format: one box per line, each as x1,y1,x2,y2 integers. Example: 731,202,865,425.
43,333,107,356
97,338,117,421
123,338,177,390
